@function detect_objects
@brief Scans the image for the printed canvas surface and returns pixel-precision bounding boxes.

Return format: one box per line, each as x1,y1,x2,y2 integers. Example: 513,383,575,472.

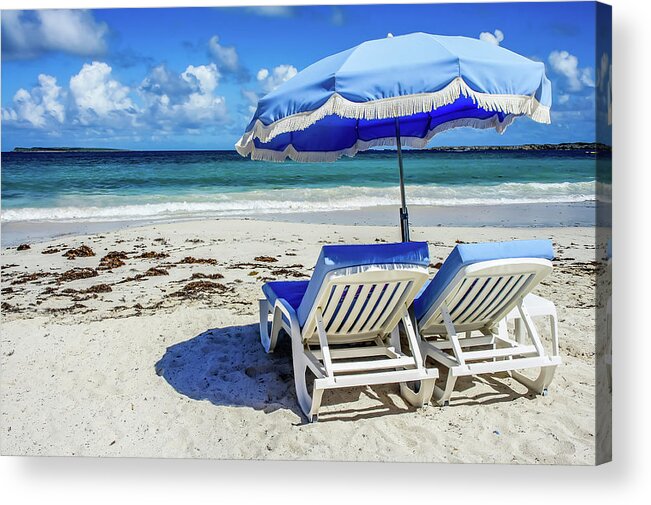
1,2,612,464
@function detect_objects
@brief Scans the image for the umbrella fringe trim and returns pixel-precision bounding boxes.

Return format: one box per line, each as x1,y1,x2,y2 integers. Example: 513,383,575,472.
238,77,550,148
238,114,519,163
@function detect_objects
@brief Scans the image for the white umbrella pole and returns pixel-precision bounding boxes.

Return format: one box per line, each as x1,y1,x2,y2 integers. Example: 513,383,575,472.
395,118,410,242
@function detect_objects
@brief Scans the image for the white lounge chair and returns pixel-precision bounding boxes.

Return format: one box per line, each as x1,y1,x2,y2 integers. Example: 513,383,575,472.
259,242,439,422
411,240,561,406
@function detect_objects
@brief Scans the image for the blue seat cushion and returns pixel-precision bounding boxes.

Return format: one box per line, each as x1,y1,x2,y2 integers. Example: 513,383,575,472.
261,241,430,328
413,239,554,322
262,280,309,313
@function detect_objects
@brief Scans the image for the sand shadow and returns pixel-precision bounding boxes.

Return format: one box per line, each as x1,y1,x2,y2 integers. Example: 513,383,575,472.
155,323,303,418
155,323,419,422
156,324,542,421
429,364,543,406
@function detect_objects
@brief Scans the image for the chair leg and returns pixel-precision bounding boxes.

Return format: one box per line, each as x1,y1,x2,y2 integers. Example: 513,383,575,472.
511,365,557,396
432,373,458,406
400,378,436,407
389,326,402,352
398,312,437,407
514,319,525,344
259,300,272,351
259,300,283,353
292,345,323,423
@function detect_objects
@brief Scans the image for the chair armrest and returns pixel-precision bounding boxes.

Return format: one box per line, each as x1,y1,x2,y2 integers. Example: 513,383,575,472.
274,298,302,336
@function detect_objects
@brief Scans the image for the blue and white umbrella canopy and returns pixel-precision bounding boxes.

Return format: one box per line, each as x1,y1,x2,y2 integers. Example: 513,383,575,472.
236,32,551,241
236,32,551,162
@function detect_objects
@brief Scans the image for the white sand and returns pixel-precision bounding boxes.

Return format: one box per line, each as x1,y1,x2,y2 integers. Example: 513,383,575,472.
1,219,602,463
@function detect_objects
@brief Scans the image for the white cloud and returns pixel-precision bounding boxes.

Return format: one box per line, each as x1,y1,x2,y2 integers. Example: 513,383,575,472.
548,50,595,91
479,29,504,46
331,7,345,26
241,89,260,115
1,74,65,128
69,62,136,125
557,94,571,105
139,65,193,98
182,64,220,94
239,64,298,123
208,35,240,73
246,6,295,17
3,60,230,138
256,64,298,93
139,63,227,129
1,10,108,59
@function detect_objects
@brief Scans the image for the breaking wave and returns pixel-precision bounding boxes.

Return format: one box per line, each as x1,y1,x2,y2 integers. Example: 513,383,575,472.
1,181,599,223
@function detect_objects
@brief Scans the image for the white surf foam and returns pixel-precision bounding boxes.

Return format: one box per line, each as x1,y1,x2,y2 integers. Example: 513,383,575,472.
1,181,599,223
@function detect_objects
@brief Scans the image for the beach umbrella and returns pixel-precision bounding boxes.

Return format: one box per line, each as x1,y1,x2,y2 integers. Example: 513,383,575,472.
236,32,551,241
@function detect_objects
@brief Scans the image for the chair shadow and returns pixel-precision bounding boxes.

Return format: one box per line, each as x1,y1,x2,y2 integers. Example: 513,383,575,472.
310,384,415,423
155,323,420,422
434,368,541,407
155,323,303,418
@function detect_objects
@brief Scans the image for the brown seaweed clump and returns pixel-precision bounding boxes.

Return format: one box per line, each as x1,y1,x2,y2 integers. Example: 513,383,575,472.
254,256,278,263
171,280,228,298
11,272,50,285
190,272,224,280
178,256,218,265
136,251,169,260
117,267,169,284
84,283,113,293
271,268,307,278
58,268,99,283
63,245,95,259
144,267,169,277
98,251,129,270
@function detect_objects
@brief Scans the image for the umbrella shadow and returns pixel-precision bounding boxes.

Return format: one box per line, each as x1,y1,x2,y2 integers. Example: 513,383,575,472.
155,323,303,418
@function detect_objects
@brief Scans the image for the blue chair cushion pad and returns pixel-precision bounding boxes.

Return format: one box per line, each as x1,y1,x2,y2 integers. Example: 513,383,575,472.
262,280,309,313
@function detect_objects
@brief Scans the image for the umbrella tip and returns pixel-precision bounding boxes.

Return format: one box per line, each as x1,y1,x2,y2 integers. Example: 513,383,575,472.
387,32,394,38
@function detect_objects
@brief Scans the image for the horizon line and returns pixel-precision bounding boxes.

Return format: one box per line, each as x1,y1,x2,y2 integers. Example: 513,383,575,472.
4,141,610,154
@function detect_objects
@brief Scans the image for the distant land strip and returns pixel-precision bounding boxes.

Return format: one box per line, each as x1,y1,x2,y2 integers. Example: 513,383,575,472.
12,147,129,153
10,142,610,153
428,142,611,152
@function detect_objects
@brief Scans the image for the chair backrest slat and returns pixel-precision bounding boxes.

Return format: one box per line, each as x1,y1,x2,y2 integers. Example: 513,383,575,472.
338,284,374,334
327,284,361,333
369,280,414,333
358,282,393,333
450,277,490,321
322,284,346,323
480,273,533,322
349,282,385,334
456,276,503,325
471,274,521,322
365,281,405,333
442,278,471,318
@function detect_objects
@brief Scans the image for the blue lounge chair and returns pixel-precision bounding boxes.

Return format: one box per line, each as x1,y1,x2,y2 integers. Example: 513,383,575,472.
412,239,561,406
259,242,439,422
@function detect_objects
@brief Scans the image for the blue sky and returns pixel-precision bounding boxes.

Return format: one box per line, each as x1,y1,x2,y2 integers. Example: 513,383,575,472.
1,2,610,151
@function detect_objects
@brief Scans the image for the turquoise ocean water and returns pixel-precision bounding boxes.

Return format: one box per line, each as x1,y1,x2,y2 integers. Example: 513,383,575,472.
1,149,606,224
